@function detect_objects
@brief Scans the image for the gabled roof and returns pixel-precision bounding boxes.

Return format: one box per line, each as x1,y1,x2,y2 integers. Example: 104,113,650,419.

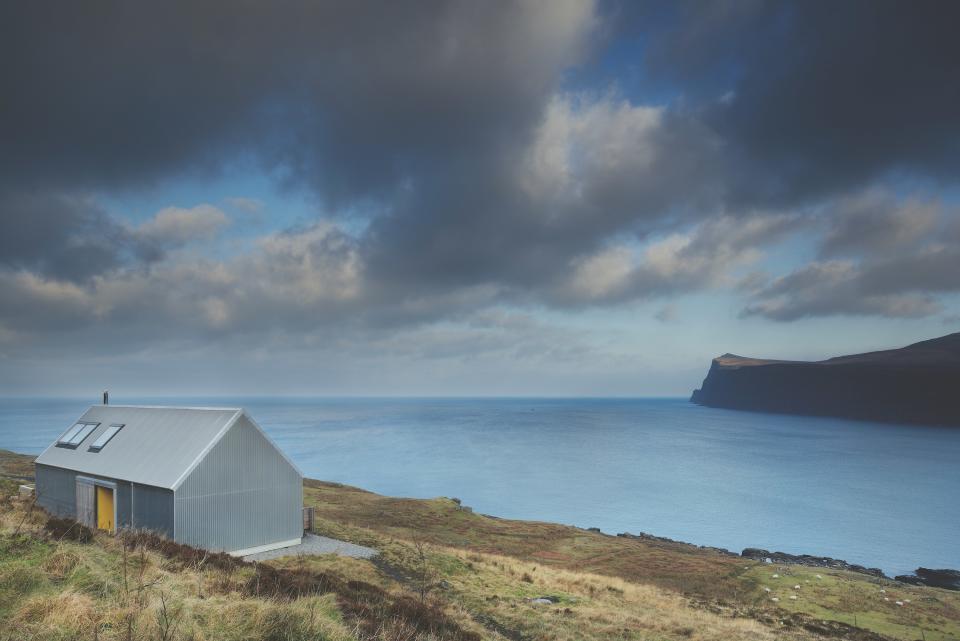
35,405,244,490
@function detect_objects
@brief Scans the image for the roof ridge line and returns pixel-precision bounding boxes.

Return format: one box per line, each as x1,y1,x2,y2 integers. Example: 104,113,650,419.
94,404,243,411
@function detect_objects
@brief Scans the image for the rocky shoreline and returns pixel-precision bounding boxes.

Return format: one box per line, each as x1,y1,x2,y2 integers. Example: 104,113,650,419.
609,530,959,590
741,548,886,578
614,530,740,557
894,568,960,591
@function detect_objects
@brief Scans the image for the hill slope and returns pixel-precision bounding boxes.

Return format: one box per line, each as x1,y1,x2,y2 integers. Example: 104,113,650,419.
3,449,960,640
691,333,960,425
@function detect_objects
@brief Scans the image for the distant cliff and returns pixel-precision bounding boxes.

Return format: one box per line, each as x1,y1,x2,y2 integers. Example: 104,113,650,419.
691,332,960,426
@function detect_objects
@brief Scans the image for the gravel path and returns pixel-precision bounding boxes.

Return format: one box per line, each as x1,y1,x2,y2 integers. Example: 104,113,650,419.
243,533,378,562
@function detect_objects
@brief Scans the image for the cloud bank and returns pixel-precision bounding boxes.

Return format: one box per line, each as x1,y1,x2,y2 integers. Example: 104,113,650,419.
1,0,959,392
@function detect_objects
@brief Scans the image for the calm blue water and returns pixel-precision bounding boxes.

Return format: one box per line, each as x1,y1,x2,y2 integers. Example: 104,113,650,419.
2,397,958,576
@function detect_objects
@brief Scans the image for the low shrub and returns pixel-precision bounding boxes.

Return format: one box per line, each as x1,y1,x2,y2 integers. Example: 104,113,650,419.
246,563,481,641
43,517,93,543
42,547,81,580
120,529,242,573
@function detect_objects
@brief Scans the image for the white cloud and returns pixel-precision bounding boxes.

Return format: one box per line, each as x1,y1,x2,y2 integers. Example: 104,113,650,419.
252,224,363,305
819,189,940,257
136,205,230,246
555,214,797,304
742,260,943,321
522,93,663,210
567,245,635,300
224,197,263,214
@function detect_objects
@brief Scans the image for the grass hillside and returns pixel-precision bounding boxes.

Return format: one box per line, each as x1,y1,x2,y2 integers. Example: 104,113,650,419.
302,480,960,641
2,449,959,641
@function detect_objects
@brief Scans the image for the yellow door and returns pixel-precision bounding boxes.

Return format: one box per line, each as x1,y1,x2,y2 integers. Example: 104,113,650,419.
96,486,114,533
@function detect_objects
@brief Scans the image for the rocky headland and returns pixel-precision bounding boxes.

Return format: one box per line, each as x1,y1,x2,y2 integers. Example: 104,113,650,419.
691,332,960,426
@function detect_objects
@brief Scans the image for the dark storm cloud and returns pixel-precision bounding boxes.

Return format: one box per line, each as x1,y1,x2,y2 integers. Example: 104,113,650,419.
633,0,960,205
0,0,732,302
0,192,231,282
0,191,155,281
0,1,592,198
2,0,960,348
0,0,610,296
741,259,944,322
608,0,960,322
741,193,959,321
818,191,939,258
742,242,960,322
362,99,727,299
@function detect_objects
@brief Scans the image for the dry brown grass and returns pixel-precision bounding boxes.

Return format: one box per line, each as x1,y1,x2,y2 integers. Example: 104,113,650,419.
11,589,98,636
303,479,748,602
0,449,34,481
439,546,785,641
40,545,81,579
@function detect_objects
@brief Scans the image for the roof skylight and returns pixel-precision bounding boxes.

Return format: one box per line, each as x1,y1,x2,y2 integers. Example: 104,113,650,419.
57,423,84,445
89,424,124,452
57,423,99,448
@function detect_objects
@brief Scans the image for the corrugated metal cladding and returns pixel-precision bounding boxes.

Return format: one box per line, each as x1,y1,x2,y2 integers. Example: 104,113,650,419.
35,464,76,518
174,414,302,552
132,483,174,538
35,463,174,536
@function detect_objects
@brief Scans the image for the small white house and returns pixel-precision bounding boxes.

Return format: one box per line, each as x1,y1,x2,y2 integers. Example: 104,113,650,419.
35,404,303,556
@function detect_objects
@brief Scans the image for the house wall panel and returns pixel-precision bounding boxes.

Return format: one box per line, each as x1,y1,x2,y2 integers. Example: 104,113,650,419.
132,483,175,538
34,463,173,537
35,463,76,518
174,415,302,552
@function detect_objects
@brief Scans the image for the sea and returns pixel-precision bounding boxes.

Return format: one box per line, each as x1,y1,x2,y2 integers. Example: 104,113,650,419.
1,396,957,577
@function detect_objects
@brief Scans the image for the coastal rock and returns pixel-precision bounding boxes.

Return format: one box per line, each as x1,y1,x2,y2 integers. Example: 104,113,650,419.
617,531,738,557
894,568,960,591
741,548,886,578
691,332,960,426
528,596,560,604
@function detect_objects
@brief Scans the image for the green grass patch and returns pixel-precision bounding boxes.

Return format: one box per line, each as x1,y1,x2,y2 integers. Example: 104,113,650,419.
743,564,960,641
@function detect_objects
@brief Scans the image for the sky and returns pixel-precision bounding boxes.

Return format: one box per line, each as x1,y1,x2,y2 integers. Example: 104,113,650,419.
1,0,959,397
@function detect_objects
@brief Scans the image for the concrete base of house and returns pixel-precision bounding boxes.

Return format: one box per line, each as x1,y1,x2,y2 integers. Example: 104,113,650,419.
228,537,303,557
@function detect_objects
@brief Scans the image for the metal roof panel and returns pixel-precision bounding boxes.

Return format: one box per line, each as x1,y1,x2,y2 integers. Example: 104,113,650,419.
35,406,242,489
